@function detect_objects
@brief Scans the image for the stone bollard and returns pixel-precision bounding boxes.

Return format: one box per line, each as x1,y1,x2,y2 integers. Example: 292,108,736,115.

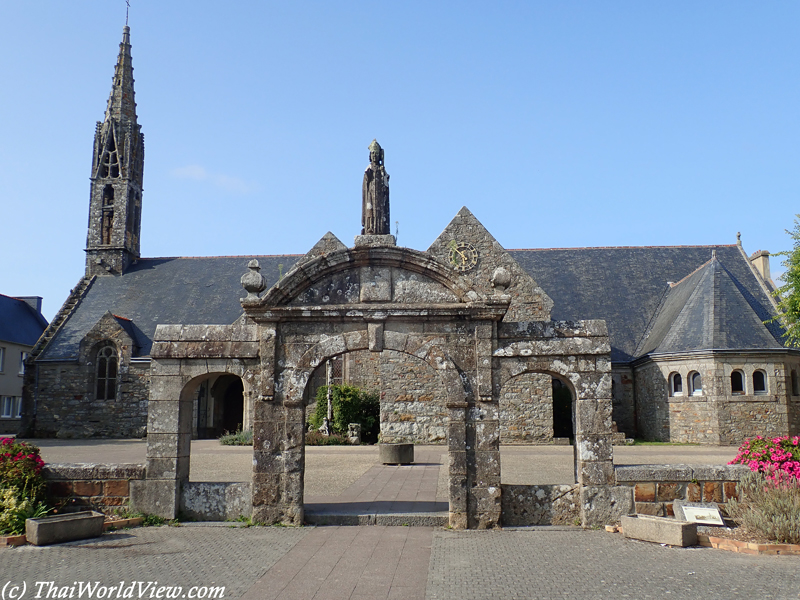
379,443,414,465
347,423,362,445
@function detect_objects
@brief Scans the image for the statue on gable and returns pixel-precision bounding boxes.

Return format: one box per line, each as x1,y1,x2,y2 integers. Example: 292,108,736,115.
362,139,390,235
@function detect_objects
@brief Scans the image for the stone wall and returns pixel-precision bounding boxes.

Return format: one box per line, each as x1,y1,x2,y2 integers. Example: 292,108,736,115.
44,463,144,514
31,360,149,438
615,464,749,518
501,484,579,525
181,482,251,521
634,356,794,444
29,310,150,439
499,372,553,443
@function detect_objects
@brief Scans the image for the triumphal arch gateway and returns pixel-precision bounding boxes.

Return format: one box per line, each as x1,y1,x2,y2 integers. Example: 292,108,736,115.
131,142,615,528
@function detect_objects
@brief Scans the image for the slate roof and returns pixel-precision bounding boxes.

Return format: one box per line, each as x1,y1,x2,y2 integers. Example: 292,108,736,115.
39,256,299,360
0,294,48,347
40,244,784,364
635,256,784,356
509,245,784,362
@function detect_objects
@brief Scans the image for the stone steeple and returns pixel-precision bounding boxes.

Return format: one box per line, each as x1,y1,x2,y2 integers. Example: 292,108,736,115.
85,25,144,277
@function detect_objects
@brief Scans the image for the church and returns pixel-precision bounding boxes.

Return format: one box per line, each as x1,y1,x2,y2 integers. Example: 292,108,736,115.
21,26,800,446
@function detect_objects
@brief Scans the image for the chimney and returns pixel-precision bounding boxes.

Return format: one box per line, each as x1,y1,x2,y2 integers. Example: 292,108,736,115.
17,296,43,315
749,250,772,283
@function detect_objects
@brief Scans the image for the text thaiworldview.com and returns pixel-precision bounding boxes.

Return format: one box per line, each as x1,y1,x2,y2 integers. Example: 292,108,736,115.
1,581,225,600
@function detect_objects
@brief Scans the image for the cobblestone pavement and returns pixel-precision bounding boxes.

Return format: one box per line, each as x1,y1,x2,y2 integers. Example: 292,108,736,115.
427,528,800,600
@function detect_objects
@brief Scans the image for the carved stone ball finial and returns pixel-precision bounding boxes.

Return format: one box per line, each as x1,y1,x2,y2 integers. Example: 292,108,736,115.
241,259,267,300
491,267,512,294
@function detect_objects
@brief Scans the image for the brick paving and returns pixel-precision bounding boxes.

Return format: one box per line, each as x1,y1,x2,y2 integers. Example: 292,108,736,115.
427,528,800,600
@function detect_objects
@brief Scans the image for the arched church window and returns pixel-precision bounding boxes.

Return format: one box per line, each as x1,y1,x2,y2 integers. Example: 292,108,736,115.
669,372,682,396
96,344,118,400
731,370,744,394
689,372,702,396
753,370,767,394
792,370,799,396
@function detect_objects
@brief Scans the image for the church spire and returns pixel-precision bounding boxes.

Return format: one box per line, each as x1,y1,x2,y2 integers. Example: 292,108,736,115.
85,26,145,277
104,26,138,125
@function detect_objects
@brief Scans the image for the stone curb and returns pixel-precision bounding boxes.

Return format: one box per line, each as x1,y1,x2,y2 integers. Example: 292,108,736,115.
697,534,800,556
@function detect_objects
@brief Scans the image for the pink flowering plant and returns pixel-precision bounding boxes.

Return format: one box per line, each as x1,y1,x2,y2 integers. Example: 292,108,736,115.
0,438,50,535
729,435,800,483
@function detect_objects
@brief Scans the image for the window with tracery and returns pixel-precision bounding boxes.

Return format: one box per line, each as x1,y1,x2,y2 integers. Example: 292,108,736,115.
96,344,118,400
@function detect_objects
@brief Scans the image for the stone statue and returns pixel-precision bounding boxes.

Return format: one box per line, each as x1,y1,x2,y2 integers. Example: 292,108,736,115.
362,139,390,235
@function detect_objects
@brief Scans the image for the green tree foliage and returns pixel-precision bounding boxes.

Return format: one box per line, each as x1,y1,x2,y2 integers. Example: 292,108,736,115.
771,215,800,348
308,384,380,443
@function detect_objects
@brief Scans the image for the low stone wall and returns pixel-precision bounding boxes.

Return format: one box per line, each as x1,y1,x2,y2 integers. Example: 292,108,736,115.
615,464,750,517
180,482,251,521
44,463,145,514
501,484,580,526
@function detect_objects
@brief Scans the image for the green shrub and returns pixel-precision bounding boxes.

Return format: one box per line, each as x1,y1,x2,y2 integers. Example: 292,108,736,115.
727,470,800,544
0,438,50,535
305,431,349,446
219,429,253,446
308,384,379,443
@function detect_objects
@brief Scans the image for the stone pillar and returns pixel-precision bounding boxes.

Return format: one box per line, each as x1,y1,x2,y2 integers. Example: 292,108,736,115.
130,363,190,519
574,365,632,526
251,366,305,526
469,322,501,528
469,402,501,528
447,403,468,529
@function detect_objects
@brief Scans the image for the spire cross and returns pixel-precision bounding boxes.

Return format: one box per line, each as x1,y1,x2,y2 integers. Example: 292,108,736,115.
126,0,130,25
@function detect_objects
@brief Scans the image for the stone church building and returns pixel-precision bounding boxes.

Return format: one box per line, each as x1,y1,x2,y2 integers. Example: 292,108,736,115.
21,27,800,448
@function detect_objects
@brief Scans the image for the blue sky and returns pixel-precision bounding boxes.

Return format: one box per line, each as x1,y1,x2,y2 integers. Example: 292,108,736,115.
2,2,798,321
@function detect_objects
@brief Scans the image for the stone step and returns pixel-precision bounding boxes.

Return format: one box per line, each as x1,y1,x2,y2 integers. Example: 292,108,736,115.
304,510,448,527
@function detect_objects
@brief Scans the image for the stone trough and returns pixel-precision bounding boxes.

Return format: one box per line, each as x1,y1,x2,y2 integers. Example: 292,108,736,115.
26,511,105,546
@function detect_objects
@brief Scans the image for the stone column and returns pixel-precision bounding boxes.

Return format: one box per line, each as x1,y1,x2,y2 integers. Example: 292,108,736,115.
447,402,469,529
130,361,190,519
574,361,632,526
468,322,501,528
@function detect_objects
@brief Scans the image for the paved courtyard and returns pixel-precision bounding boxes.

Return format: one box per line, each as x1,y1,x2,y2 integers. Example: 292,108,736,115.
5,440,795,599
4,524,799,600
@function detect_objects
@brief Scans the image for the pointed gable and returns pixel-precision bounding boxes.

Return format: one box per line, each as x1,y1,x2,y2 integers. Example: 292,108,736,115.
295,231,347,266
427,207,553,321
636,255,785,356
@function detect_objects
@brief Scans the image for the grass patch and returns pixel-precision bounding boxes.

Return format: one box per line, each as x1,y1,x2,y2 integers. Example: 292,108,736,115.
219,429,253,446
630,439,700,446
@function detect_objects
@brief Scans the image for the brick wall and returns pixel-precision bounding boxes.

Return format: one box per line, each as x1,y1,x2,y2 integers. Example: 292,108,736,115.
615,464,749,518
44,463,144,514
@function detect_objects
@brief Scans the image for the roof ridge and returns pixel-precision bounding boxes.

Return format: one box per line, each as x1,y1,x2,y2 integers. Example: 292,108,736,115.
136,254,305,260
669,256,716,288
508,244,737,251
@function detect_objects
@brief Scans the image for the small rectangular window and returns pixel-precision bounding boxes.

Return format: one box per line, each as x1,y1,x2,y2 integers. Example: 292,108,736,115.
1,397,11,418
0,347,5,372
19,352,28,375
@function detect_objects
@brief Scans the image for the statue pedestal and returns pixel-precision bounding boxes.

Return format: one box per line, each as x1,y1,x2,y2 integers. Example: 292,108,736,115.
354,234,396,248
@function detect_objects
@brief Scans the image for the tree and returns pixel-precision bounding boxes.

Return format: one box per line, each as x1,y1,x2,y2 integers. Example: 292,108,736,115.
771,215,800,348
